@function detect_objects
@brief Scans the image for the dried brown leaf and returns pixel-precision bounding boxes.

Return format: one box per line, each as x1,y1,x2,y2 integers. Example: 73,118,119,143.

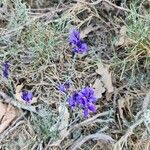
15,83,24,93
93,79,105,99
0,103,17,134
118,96,133,125
118,98,126,121
96,63,114,93
0,102,7,120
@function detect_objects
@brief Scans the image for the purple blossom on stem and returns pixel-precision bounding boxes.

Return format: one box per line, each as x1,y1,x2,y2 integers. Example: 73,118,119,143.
58,81,70,93
68,87,97,117
21,91,33,103
69,29,88,54
2,61,10,78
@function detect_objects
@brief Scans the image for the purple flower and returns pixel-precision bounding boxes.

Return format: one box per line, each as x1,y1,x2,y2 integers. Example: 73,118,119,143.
2,61,10,78
69,29,88,54
58,81,70,93
21,91,33,103
68,87,97,117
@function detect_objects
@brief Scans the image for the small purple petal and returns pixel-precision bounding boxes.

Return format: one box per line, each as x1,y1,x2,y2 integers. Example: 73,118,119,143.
68,97,76,109
58,84,65,92
64,81,70,89
83,108,89,117
89,96,97,103
70,28,88,54
79,42,88,53
22,91,33,102
88,104,96,113
69,29,80,45
2,61,10,78
58,81,70,93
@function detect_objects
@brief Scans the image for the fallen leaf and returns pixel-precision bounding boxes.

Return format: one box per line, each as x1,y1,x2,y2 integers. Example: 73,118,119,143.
58,104,69,138
96,63,114,93
118,96,133,124
80,25,99,38
0,103,17,134
0,102,7,120
16,83,24,93
93,79,105,99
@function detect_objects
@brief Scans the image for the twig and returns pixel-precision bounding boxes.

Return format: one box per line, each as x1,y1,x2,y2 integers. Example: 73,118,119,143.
89,0,129,12
68,133,115,150
0,91,47,117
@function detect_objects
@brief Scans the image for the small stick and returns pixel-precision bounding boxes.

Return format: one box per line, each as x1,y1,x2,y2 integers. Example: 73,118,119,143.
78,0,145,19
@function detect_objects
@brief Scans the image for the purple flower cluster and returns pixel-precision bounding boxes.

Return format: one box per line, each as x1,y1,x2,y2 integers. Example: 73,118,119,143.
2,61,10,78
21,91,33,103
68,87,97,117
1,27,96,118
70,29,88,54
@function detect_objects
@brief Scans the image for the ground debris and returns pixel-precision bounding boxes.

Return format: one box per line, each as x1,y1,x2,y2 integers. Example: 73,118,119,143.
0,102,18,134
96,63,114,93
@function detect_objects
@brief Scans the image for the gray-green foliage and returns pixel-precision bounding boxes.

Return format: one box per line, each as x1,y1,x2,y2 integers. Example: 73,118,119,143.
31,113,58,141
7,0,29,29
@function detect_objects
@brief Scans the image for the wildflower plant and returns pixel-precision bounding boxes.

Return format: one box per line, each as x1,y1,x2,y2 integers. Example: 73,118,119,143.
69,29,88,54
68,87,97,117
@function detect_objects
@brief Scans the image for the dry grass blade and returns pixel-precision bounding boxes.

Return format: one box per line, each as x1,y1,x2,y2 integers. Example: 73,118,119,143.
69,133,115,150
142,90,150,112
113,118,144,150
68,110,113,131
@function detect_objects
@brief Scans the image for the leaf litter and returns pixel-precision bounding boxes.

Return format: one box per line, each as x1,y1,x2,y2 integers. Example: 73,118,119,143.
0,102,18,134
95,63,114,93
93,79,105,99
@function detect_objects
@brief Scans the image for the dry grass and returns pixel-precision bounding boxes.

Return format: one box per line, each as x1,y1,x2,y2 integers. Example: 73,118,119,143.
0,0,150,150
